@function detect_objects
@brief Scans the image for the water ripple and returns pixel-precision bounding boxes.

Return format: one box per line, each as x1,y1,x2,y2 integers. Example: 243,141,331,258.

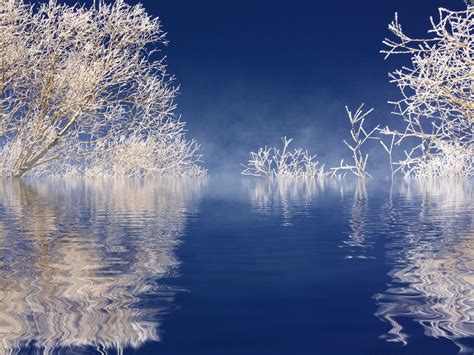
375,179,473,353
0,178,205,354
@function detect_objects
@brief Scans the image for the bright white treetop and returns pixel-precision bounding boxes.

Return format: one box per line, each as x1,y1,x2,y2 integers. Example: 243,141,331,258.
241,137,328,178
381,6,473,177
0,0,205,177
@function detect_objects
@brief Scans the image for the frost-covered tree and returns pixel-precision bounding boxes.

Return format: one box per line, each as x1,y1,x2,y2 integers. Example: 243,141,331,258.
244,5,473,180
331,104,378,178
0,0,204,177
241,137,328,178
380,6,473,177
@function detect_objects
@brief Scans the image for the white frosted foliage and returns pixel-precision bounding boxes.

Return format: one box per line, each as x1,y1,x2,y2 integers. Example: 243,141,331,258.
241,137,328,178
0,0,205,177
331,104,378,178
380,7,473,177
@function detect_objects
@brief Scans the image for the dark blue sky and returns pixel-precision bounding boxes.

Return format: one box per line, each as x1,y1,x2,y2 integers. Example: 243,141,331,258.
145,0,466,173
66,0,467,173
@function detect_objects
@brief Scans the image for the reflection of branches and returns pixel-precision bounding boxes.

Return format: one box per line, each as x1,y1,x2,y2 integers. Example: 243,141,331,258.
339,179,376,259
0,178,205,354
375,179,473,353
246,177,332,226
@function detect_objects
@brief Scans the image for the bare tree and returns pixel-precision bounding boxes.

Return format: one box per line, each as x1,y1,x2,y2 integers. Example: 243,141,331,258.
380,7,473,177
241,106,378,179
331,104,378,178
241,137,328,178
0,0,204,177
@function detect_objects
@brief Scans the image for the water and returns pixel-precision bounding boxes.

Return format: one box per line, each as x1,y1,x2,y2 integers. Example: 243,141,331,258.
0,177,472,354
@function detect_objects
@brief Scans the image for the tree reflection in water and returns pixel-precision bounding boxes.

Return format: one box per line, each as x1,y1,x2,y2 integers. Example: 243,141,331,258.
0,178,205,354
247,177,473,351
246,177,334,226
375,179,473,353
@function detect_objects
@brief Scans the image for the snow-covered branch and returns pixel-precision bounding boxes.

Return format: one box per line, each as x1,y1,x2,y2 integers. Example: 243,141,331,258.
381,7,473,177
331,104,378,178
0,0,204,177
241,137,328,178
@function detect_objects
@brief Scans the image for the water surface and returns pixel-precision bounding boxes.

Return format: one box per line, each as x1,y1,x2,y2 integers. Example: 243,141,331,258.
0,178,472,354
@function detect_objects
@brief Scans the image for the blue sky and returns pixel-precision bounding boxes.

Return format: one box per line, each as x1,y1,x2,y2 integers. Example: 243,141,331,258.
148,0,466,174
62,0,468,174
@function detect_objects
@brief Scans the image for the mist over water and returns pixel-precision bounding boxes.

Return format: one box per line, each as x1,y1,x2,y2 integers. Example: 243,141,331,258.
0,177,472,354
